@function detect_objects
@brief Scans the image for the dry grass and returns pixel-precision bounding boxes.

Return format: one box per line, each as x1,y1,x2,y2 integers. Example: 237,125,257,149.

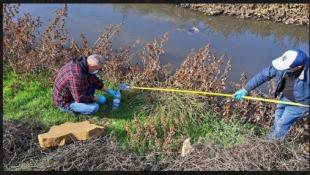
3,119,309,171
163,137,309,171
3,120,44,170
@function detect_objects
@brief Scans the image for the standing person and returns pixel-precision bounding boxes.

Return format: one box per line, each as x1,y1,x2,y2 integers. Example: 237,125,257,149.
53,54,118,115
233,49,309,141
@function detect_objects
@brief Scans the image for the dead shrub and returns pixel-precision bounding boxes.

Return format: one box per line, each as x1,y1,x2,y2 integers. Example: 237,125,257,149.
35,136,149,171
3,119,45,170
162,136,309,171
3,4,41,73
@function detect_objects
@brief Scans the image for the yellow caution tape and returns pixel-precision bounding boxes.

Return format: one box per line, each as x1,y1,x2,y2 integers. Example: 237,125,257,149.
130,86,309,108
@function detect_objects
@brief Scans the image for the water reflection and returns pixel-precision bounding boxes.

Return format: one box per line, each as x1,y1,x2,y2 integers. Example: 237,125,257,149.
17,3,309,88
113,4,309,47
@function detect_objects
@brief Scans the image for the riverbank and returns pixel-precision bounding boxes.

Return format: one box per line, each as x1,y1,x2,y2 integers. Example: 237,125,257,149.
3,4,309,171
179,4,309,26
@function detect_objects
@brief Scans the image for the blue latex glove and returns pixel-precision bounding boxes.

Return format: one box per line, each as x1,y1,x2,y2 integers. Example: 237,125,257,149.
107,89,118,98
119,83,130,91
97,95,106,105
233,89,247,100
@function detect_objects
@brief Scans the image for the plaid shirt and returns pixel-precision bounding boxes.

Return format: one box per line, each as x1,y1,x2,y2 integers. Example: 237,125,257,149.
53,56,104,108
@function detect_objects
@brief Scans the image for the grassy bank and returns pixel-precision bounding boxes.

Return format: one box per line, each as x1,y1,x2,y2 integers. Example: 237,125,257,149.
4,68,267,154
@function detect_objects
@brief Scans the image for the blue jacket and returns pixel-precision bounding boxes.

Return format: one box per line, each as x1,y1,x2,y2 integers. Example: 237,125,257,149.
244,60,309,105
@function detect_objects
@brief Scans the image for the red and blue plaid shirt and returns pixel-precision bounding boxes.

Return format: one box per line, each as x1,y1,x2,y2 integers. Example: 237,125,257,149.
53,56,104,108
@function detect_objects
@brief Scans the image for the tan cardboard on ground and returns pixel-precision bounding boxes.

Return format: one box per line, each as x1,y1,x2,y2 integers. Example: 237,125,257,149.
38,120,104,148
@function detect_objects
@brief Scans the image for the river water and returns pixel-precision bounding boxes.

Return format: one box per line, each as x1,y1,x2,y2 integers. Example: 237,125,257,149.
18,4,309,91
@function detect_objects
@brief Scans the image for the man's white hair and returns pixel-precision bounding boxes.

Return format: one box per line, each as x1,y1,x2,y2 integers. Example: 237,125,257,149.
87,54,104,65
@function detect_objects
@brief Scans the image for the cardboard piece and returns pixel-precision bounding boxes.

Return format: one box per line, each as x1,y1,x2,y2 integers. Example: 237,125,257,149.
38,120,104,148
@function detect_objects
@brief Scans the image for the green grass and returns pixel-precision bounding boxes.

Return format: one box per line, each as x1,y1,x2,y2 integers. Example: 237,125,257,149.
3,68,267,153
4,71,71,127
185,112,266,148
3,68,114,128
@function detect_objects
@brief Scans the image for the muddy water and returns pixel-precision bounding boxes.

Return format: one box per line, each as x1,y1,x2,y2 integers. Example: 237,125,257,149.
19,4,309,91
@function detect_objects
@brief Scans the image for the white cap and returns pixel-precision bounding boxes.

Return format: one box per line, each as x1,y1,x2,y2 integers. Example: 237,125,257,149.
272,50,307,71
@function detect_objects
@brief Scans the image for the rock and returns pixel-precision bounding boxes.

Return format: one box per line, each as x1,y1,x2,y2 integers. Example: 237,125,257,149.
38,121,104,149
210,10,224,16
181,138,193,157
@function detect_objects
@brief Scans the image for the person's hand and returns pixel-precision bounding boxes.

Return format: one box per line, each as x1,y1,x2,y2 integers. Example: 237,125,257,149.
107,89,118,98
97,95,106,105
233,88,247,100
119,83,129,91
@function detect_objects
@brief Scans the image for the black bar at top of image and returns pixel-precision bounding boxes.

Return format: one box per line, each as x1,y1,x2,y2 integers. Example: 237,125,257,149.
1,0,310,4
